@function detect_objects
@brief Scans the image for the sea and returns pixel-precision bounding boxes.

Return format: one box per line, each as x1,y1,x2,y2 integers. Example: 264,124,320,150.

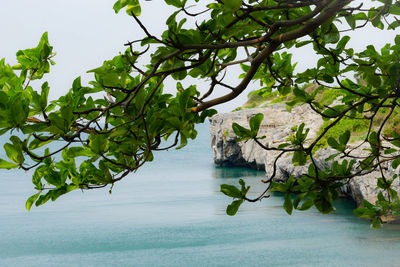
1,122,400,267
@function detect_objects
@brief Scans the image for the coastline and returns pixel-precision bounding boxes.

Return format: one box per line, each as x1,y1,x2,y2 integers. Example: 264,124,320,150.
209,104,400,216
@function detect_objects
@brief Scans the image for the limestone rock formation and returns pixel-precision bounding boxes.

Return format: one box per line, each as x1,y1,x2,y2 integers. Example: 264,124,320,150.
209,104,400,209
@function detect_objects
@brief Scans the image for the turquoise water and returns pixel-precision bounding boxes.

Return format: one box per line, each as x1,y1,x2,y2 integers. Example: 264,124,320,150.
1,123,400,266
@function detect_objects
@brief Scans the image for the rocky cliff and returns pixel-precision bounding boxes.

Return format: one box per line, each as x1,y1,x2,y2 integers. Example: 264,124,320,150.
209,104,400,210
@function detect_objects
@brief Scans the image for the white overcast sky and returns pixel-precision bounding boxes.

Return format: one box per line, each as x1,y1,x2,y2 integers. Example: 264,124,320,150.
0,0,397,112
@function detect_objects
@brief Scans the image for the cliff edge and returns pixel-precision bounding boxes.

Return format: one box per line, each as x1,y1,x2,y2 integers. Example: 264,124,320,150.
210,104,400,211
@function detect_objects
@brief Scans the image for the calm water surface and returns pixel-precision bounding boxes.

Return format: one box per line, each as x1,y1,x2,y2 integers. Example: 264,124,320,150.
0,123,400,266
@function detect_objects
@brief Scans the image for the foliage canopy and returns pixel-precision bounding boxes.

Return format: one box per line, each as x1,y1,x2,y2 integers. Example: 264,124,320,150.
1,0,400,228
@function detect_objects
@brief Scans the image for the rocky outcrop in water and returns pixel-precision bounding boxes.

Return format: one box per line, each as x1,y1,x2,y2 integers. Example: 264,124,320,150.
209,104,400,209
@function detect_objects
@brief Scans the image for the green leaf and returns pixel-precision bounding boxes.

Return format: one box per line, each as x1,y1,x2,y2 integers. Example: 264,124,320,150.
327,137,344,151
295,123,309,144
50,185,79,201
376,178,388,190
384,148,397,155
89,135,108,154
113,0,141,16
297,199,314,211
220,184,242,198
308,164,316,177
232,123,253,140
4,143,24,164
200,109,217,122
278,143,290,149
10,94,29,127
325,152,340,162
395,35,400,46
293,193,305,209
249,113,264,134
314,192,334,214
43,169,64,187
222,0,242,11
322,74,334,83
40,82,50,109
66,147,96,158
368,131,378,149
113,0,123,13
0,158,18,169
389,5,400,16
283,193,293,215
292,151,307,166
226,199,243,216
177,133,188,149
354,206,378,219
345,16,356,29
295,40,313,48
29,137,53,150
35,192,51,207
392,158,400,169
371,217,382,229
323,29,339,44
339,130,350,145
25,192,41,211
238,178,250,195
130,4,141,16
389,188,399,202
165,0,182,8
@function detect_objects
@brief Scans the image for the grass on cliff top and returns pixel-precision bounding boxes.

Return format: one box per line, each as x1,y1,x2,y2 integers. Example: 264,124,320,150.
237,84,400,149
240,83,341,109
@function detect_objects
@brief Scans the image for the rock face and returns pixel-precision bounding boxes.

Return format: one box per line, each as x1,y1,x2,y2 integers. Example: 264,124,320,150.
210,104,322,170
210,104,400,209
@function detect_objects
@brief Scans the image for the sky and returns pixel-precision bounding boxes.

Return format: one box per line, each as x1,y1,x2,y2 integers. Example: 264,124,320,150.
0,0,397,112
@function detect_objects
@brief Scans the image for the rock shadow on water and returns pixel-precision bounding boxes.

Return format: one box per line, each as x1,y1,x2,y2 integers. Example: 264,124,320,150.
212,165,266,179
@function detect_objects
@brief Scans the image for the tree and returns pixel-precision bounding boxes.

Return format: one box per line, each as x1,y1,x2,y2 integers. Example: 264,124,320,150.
0,0,399,227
